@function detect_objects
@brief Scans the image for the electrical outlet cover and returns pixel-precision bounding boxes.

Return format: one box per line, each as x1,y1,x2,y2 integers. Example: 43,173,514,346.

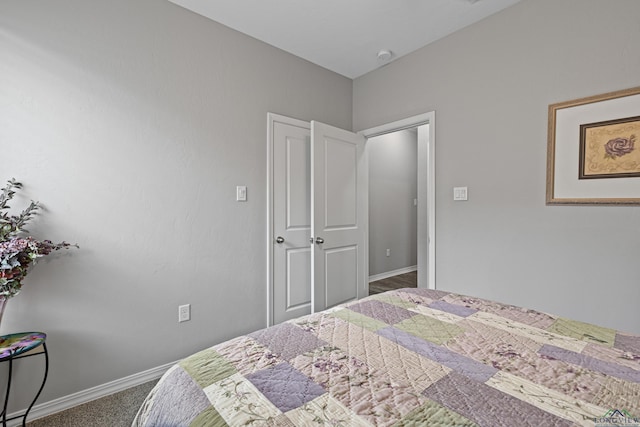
178,304,191,322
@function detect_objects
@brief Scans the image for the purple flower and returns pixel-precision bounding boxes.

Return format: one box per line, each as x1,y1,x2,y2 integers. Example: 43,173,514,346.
313,358,343,373
1,179,78,297
1,237,76,296
604,135,635,159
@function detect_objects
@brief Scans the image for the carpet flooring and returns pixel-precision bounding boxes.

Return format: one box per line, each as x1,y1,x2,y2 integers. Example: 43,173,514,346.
26,380,157,427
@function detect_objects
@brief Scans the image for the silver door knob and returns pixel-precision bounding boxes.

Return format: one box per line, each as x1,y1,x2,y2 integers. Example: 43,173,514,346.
276,236,285,244
315,237,324,244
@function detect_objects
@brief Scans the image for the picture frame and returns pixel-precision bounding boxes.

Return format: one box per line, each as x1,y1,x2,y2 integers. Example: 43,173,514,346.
546,86,640,205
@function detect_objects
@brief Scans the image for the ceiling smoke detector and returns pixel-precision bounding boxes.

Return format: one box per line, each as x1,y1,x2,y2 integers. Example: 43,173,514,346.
377,50,392,62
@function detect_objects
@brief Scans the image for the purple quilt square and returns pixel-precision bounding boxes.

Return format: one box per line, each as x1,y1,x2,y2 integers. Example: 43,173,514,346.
614,333,640,355
423,371,573,427
249,322,328,360
348,299,416,325
144,366,213,426
246,362,325,413
428,300,477,317
539,344,640,384
377,326,497,383
401,288,451,300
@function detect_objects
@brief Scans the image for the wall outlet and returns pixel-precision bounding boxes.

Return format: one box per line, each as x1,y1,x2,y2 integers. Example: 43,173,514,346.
178,304,191,322
453,187,468,201
386,248,391,257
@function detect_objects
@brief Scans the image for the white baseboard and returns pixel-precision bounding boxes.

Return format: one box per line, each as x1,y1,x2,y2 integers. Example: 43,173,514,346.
9,360,176,425
369,265,417,283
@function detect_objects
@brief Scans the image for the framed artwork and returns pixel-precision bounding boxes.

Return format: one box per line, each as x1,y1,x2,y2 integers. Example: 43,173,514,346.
547,86,640,205
579,116,640,180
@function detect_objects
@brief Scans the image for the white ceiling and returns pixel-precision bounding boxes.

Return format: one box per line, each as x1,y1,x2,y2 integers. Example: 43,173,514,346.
168,0,522,79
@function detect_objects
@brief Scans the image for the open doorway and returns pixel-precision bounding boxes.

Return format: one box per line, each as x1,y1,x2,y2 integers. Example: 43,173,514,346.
368,128,418,294
360,113,435,294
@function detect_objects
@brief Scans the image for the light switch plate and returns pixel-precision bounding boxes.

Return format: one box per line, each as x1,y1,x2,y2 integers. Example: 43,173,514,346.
453,187,468,201
236,186,247,202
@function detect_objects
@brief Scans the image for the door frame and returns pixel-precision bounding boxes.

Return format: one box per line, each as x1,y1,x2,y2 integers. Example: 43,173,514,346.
267,111,436,326
358,112,436,290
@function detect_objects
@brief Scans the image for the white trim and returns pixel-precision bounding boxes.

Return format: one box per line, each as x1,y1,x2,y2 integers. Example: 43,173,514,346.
360,113,431,138
358,111,436,290
423,121,437,290
369,265,417,283
10,361,175,425
428,117,436,289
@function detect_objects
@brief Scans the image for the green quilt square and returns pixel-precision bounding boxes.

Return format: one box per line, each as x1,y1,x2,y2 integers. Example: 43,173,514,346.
331,308,388,332
395,315,464,345
179,349,237,388
548,318,616,347
190,406,229,427
394,399,478,426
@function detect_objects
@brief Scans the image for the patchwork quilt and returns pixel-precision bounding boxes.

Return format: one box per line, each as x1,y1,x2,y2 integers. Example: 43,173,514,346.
133,289,640,426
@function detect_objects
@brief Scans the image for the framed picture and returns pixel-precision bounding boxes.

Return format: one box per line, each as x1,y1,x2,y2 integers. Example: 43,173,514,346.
579,115,640,180
547,86,640,205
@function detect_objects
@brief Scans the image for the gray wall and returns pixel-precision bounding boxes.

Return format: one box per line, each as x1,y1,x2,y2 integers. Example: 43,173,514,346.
0,0,351,407
354,0,640,335
368,130,418,276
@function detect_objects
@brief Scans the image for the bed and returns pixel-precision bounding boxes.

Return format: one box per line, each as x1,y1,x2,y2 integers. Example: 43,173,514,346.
133,288,640,426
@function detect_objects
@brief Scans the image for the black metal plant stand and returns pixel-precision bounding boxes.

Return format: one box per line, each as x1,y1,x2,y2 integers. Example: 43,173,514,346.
0,332,49,427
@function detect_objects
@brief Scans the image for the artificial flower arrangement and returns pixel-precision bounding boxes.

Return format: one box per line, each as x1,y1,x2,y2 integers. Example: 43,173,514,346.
0,179,77,299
